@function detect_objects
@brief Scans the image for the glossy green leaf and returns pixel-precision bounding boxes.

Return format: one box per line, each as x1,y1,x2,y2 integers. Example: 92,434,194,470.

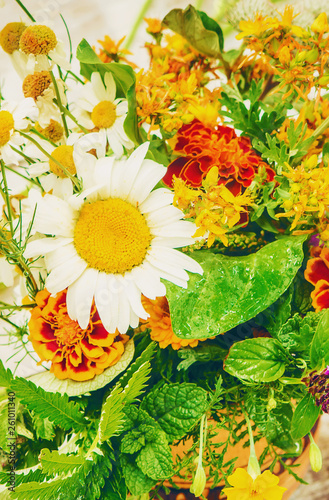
76,39,141,145
120,455,156,496
162,5,223,57
136,432,174,480
291,393,321,440
224,338,287,382
166,237,305,339
310,309,329,368
141,383,208,441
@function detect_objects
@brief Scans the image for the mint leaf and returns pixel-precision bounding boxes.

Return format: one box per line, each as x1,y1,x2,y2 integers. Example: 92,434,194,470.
141,383,208,441
166,237,305,339
224,338,287,383
136,431,174,480
291,393,321,440
120,455,156,496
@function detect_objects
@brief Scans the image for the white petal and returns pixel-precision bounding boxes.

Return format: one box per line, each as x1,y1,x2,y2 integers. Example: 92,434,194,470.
34,194,77,237
94,156,115,198
91,72,108,102
107,128,124,157
146,261,188,289
127,159,166,205
152,235,196,248
67,268,99,329
46,254,88,293
139,188,174,214
130,262,166,299
25,237,73,258
122,275,148,319
145,252,189,282
94,272,112,330
129,308,140,329
149,246,203,275
151,220,196,238
45,243,79,271
104,72,116,102
117,288,131,334
73,149,97,190
119,142,149,199
145,205,183,229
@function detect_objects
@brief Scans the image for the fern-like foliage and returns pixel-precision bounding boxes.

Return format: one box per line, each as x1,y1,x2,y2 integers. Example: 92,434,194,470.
39,449,85,475
118,341,156,389
99,385,125,442
10,378,86,432
122,361,151,404
0,359,13,388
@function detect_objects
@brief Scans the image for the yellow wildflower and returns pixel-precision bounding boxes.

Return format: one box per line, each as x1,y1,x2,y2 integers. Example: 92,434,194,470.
311,12,329,34
144,18,162,35
223,468,286,500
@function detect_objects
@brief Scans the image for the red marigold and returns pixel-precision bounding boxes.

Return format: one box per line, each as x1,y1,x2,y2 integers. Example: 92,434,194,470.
163,119,275,195
28,289,129,381
305,246,329,312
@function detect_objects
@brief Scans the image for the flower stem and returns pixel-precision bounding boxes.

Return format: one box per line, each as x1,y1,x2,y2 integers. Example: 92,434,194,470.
53,99,89,134
14,0,36,22
0,160,14,236
50,71,69,138
123,0,154,50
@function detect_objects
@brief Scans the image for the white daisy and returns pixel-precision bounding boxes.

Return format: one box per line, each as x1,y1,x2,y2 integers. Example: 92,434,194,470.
25,142,203,334
0,98,38,165
76,72,134,157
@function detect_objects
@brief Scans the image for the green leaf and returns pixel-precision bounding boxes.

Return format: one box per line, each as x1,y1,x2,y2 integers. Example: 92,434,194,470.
141,382,208,441
118,341,156,389
76,39,140,145
120,455,156,496
28,339,134,396
0,359,13,388
136,431,174,480
12,476,72,500
177,344,227,371
323,142,329,167
224,338,287,383
39,449,84,476
32,415,55,441
291,393,321,440
166,237,305,339
162,5,223,57
10,378,86,432
122,361,151,404
310,309,329,368
254,285,293,336
276,311,324,359
99,385,125,442
101,466,127,500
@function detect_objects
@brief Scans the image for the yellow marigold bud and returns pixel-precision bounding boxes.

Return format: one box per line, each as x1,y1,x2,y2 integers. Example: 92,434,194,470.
22,71,52,100
278,46,291,65
190,465,207,497
309,441,322,472
0,22,26,54
19,25,57,56
311,13,328,33
318,75,329,86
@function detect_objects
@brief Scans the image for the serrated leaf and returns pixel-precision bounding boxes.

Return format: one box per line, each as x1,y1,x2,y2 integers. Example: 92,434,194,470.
162,5,223,57
177,345,227,371
141,383,208,441
119,342,156,389
166,237,305,339
136,431,174,480
310,309,329,368
122,361,151,404
12,476,72,500
28,339,134,396
10,378,86,432
224,338,287,383
39,449,84,475
120,455,156,496
0,359,13,388
291,393,321,440
99,385,124,442
32,415,55,441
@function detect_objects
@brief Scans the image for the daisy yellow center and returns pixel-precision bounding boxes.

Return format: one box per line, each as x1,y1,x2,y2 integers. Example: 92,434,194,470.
49,145,76,178
0,22,26,54
19,25,57,55
22,71,51,100
0,111,14,147
74,198,152,274
36,119,63,142
91,100,117,129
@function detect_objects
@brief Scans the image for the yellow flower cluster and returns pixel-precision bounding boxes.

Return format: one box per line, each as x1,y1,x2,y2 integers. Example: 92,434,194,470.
276,155,329,233
173,167,253,247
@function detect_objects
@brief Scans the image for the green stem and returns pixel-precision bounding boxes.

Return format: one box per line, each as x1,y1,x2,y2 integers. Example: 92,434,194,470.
123,0,154,50
85,431,100,460
309,114,329,142
30,128,57,147
53,99,89,133
279,377,303,385
18,131,81,191
65,70,85,85
244,412,261,478
14,0,36,22
0,160,14,236
50,71,69,138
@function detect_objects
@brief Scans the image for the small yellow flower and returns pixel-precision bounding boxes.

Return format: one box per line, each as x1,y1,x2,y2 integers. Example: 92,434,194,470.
222,468,286,500
311,12,329,34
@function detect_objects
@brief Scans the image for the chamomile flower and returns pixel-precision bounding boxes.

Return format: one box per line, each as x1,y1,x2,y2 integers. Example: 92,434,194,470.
0,98,38,165
76,72,134,157
25,142,203,334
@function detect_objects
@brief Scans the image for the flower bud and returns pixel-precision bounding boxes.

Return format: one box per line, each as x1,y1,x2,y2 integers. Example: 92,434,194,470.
311,13,329,34
190,465,207,497
309,441,322,472
267,397,277,411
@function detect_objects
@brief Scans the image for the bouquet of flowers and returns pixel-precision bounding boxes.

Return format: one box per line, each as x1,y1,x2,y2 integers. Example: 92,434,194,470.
0,1,329,498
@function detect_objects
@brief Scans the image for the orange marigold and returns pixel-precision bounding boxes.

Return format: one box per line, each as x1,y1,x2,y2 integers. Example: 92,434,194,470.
305,246,329,312
29,289,129,381
140,296,205,350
